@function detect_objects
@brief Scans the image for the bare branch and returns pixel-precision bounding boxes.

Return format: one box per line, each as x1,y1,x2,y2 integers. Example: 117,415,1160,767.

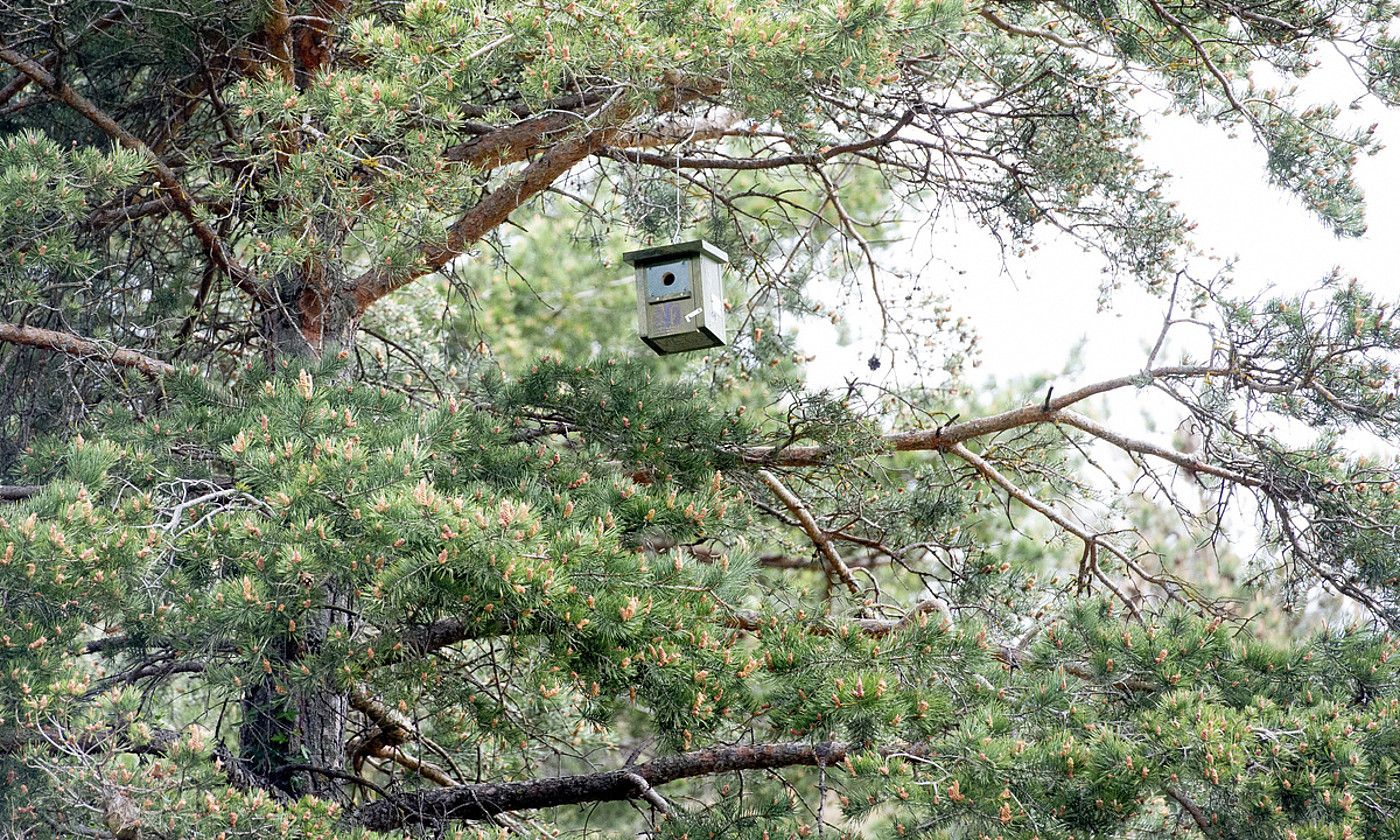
0,322,175,378
743,366,1229,466
1056,410,1259,487
604,110,912,171
948,442,1143,616
757,469,863,597
351,740,911,830
978,9,1087,50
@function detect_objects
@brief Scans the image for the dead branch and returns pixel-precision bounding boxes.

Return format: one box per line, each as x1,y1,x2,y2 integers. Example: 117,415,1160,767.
757,469,863,597
0,322,175,378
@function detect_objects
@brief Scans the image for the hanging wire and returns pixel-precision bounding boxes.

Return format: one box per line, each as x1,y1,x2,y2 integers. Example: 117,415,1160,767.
673,141,683,242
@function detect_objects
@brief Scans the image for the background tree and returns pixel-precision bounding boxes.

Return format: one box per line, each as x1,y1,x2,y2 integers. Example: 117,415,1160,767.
2,0,1400,837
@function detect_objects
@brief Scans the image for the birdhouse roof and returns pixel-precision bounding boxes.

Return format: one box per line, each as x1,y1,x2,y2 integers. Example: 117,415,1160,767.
622,239,729,267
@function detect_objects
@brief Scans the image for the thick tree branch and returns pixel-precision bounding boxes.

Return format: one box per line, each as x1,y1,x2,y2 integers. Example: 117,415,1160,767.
262,0,296,84
349,684,459,786
442,87,737,169
349,684,415,748
743,366,1230,466
0,51,55,108
380,616,508,663
443,109,602,169
351,76,726,314
351,740,914,830
350,95,632,313
0,46,264,302
368,745,457,787
0,322,175,378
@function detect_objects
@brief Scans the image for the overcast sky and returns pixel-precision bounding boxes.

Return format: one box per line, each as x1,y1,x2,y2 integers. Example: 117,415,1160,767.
799,59,1400,401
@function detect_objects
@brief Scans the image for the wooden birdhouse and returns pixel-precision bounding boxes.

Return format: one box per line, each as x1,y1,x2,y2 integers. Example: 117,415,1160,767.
623,239,728,355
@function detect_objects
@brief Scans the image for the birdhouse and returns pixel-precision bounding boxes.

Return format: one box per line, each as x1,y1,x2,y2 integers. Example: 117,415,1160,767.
623,239,728,355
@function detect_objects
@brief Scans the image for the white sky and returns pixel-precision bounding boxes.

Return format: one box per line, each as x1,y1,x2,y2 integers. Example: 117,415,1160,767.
799,61,1400,398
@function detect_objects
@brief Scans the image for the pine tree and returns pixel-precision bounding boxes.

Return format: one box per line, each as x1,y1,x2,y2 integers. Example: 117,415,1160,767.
2,0,1400,837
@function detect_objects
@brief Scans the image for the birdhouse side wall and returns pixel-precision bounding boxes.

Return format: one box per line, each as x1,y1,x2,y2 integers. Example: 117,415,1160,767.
698,254,725,343
633,265,651,341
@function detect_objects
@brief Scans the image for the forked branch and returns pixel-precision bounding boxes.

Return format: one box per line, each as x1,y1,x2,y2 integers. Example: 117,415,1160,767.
757,468,863,596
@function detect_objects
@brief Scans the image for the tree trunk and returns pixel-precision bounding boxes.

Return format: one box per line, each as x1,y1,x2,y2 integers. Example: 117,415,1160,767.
241,277,358,800
261,277,360,368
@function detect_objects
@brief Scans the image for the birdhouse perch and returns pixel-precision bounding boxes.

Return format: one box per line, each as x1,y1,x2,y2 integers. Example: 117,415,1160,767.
623,239,728,355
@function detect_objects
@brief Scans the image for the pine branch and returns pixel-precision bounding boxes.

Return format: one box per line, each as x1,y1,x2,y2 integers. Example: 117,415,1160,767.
0,322,175,378
350,74,726,314
349,93,632,313
1056,410,1258,486
0,47,265,303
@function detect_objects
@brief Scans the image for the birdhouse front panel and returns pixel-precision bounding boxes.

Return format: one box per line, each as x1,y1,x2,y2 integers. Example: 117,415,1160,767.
643,259,692,302
623,240,729,356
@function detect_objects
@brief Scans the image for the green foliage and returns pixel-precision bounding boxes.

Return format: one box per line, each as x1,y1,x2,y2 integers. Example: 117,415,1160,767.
0,130,146,294
3,0,1400,836
1,353,1398,837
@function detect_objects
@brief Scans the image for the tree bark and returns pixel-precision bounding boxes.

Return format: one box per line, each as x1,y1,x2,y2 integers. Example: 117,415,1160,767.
260,277,360,366
351,741,870,830
241,274,358,801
